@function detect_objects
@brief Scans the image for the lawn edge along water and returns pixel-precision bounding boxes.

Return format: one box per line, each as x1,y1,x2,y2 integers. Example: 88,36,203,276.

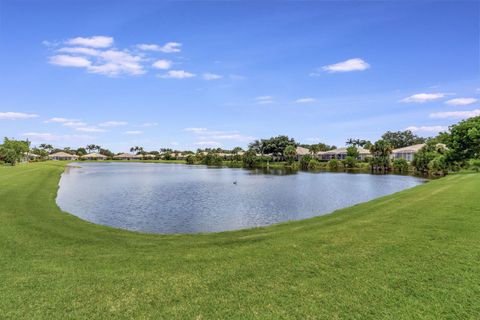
1,161,479,319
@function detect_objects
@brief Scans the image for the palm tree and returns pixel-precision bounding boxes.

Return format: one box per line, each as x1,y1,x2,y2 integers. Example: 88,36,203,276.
369,140,393,172
86,144,97,153
39,143,54,153
309,144,320,157
283,145,297,165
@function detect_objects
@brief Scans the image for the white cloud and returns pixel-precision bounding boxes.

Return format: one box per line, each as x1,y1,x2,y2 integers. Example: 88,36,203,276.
152,59,172,69
186,127,255,142
137,42,182,53
401,93,446,103
159,70,195,79
184,127,208,133
405,126,448,133
194,141,222,147
87,50,145,76
203,73,222,80
445,98,478,106
66,36,113,48
255,96,274,104
124,130,143,135
51,39,145,76
49,55,92,67
99,121,128,127
321,58,370,73
58,47,100,56
139,122,158,127
430,109,480,119
63,121,87,128
208,134,255,141
22,132,94,142
0,112,39,120
45,117,77,123
295,98,316,103
75,127,106,133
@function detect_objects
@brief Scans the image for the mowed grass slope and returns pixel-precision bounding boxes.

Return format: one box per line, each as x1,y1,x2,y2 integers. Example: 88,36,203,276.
1,162,479,319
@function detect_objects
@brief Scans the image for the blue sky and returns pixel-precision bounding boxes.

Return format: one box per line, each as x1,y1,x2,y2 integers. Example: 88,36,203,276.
0,1,479,151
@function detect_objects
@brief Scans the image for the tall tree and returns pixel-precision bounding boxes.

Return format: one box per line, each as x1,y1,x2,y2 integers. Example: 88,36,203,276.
381,130,425,149
369,140,393,171
445,116,480,162
283,145,297,165
0,138,30,166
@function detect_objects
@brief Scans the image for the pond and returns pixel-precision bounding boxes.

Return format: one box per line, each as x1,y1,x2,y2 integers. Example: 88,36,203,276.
56,162,426,234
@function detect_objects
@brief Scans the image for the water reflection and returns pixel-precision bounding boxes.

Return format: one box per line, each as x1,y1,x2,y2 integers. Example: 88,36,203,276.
57,162,426,234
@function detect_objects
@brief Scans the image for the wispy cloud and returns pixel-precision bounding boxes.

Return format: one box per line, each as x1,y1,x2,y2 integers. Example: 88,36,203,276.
66,36,114,48
321,58,370,73
184,127,208,133
152,59,172,70
139,122,158,127
159,70,195,79
445,98,477,106
401,93,447,103
194,141,222,147
202,73,222,80
49,55,91,67
22,132,94,142
0,112,39,120
75,127,106,133
430,109,480,119
186,127,255,142
137,42,182,53
295,98,316,103
255,96,274,104
405,125,448,133
48,36,145,76
99,121,128,127
124,130,143,135
45,117,78,123
63,121,87,128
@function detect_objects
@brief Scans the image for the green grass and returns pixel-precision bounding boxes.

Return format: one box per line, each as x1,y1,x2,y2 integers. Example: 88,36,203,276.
1,162,479,319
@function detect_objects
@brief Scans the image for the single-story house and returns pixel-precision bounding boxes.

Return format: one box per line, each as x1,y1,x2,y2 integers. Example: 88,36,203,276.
318,147,371,161
391,144,425,162
48,152,79,161
142,154,157,160
113,153,141,160
21,153,40,162
295,146,310,160
81,153,107,160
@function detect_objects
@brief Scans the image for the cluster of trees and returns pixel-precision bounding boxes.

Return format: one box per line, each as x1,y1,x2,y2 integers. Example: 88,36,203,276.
0,138,30,165
3,116,480,175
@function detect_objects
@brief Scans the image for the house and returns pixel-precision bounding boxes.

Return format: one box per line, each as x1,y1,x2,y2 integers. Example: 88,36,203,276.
391,144,425,162
318,147,371,161
295,146,310,160
81,153,107,160
142,154,157,160
113,153,141,160
48,152,79,161
21,153,40,162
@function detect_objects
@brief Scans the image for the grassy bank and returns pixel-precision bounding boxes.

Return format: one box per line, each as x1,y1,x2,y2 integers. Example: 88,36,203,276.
1,162,479,319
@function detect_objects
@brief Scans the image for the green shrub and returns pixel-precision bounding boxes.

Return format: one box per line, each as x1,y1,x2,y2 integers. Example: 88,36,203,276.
342,156,357,168
393,158,409,172
299,154,313,170
468,158,480,172
203,153,223,166
327,159,341,170
242,150,258,168
307,158,321,170
186,154,196,165
428,155,448,176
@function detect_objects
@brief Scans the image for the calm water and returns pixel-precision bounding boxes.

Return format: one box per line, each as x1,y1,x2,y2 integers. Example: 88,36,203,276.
56,162,426,234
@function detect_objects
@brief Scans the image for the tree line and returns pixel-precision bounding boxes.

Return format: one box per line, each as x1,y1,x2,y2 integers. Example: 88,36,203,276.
1,116,480,175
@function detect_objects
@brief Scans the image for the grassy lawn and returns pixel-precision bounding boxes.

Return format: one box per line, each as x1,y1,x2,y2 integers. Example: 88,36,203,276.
1,162,479,319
